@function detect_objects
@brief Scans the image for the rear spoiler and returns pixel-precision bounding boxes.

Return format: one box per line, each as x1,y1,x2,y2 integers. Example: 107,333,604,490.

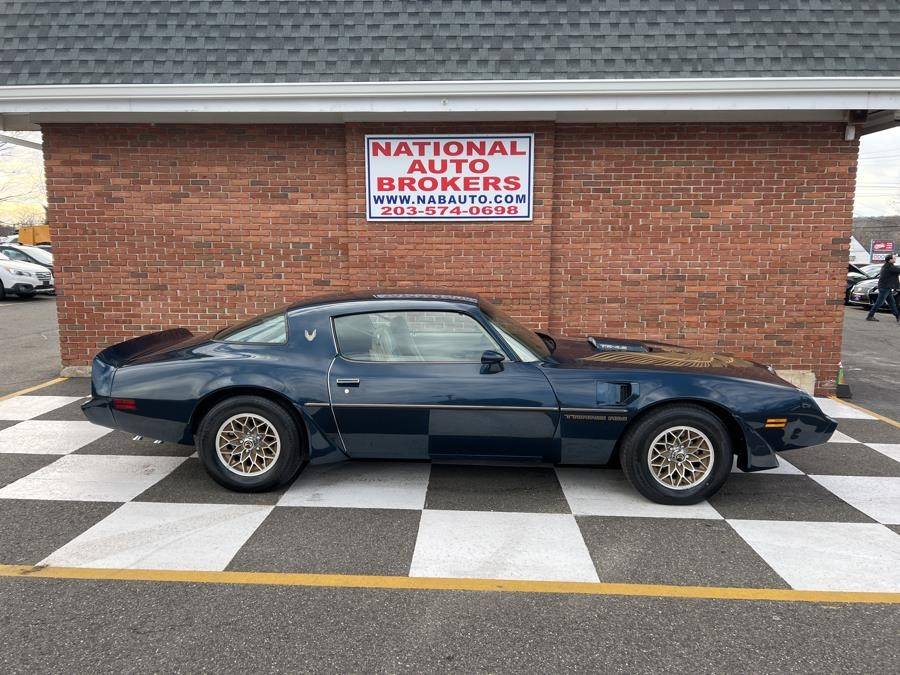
95,328,194,367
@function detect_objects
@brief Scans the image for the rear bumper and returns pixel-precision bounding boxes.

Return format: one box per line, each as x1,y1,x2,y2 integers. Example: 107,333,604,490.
81,395,191,444
81,396,117,429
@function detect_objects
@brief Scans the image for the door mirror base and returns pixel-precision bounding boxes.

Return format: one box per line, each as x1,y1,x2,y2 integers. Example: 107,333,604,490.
480,349,506,373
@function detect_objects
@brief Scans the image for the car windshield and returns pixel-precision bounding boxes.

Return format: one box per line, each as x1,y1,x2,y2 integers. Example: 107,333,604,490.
480,301,552,362
17,246,52,264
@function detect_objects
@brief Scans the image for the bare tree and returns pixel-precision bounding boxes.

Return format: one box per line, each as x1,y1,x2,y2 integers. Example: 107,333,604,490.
0,133,46,221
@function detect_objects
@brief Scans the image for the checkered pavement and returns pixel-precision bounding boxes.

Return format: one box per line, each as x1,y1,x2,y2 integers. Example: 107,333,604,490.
1,379,898,592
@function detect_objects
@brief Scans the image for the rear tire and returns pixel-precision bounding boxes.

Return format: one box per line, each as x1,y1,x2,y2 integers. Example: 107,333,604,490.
619,404,732,505
197,395,305,492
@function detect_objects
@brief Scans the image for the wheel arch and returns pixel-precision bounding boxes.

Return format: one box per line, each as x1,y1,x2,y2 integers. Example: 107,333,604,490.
613,397,746,461
189,386,309,457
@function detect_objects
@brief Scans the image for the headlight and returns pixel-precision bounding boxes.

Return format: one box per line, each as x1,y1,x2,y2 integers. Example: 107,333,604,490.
1,266,33,277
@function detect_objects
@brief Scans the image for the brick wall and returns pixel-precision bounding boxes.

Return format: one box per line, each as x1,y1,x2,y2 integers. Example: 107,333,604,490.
42,122,857,393
550,124,858,393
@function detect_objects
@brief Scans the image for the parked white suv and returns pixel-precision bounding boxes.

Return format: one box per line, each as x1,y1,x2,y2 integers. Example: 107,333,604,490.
0,251,54,299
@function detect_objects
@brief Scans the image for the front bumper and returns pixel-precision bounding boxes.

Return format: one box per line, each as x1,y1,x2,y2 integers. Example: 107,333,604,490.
736,412,838,472
8,281,54,295
850,289,900,308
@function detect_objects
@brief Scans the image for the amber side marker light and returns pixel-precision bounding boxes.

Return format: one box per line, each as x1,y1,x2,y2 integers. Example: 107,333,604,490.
764,418,787,429
113,399,137,411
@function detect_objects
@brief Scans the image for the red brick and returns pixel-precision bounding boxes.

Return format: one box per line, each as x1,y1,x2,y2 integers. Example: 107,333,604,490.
43,122,856,395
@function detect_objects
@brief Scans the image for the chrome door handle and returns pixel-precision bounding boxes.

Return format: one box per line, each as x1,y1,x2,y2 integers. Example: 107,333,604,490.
335,378,360,387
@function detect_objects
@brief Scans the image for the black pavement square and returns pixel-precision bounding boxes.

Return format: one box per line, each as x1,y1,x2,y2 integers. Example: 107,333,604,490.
709,474,874,522
835,419,900,444
0,499,118,565
576,516,788,588
888,525,900,536
424,464,570,513
34,379,91,397
32,399,90,421
781,443,900,477
135,457,286,505
0,453,59,489
227,506,421,575
0,420,18,432
74,430,194,457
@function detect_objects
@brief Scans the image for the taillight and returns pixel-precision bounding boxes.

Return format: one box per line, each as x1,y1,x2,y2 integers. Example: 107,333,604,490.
113,399,137,411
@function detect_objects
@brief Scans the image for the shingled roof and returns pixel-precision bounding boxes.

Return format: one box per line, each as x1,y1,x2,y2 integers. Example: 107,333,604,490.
2,1,899,86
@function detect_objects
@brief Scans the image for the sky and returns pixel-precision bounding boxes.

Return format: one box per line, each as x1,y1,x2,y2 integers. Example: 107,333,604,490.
2,126,900,221
855,126,900,217
0,131,44,225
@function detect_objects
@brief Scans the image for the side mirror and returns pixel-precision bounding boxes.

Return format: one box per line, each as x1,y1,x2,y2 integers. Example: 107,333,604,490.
480,349,506,373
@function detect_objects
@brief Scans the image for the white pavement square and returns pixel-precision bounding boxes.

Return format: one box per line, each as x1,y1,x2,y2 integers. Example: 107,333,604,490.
41,502,273,571
410,509,599,582
0,395,83,421
813,397,875,420
0,420,111,455
827,430,858,444
728,520,900,592
555,467,722,519
0,455,185,502
810,475,900,524
867,443,900,463
277,461,430,510
730,455,803,475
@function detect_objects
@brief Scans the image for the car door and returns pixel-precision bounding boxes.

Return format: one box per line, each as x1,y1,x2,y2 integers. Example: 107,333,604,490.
328,309,559,460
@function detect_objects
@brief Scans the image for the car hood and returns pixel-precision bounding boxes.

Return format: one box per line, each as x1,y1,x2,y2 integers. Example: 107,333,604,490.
852,279,879,291
0,258,47,274
549,336,790,386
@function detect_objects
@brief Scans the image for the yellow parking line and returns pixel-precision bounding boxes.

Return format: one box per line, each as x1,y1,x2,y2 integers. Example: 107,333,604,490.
0,564,897,604
0,376,69,402
829,396,900,430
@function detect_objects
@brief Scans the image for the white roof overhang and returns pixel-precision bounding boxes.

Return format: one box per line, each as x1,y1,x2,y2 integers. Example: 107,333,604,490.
2,77,899,130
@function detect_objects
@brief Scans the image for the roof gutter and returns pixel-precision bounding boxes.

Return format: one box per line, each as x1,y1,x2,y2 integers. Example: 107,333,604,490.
1,77,899,128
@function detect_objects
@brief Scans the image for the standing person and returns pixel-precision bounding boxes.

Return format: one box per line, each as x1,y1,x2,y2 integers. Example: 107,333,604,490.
866,252,900,322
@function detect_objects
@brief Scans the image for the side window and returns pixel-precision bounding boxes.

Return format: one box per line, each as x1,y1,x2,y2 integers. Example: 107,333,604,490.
334,311,500,362
219,314,288,344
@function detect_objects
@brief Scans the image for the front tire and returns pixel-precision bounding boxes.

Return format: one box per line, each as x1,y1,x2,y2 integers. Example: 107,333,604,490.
197,395,305,492
619,404,732,505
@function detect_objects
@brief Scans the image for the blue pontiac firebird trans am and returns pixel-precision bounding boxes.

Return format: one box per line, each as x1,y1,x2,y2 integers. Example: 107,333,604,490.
83,290,836,504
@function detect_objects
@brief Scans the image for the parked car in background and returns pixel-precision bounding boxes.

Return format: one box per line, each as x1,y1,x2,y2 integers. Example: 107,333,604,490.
848,276,900,310
82,289,836,505
0,244,53,270
0,251,54,299
846,263,882,304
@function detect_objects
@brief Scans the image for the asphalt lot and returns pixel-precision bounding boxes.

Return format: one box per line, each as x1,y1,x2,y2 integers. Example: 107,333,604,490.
842,304,900,420
0,294,60,397
0,299,897,673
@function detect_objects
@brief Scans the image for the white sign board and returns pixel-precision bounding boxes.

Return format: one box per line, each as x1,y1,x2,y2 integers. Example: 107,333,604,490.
365,134,534,221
